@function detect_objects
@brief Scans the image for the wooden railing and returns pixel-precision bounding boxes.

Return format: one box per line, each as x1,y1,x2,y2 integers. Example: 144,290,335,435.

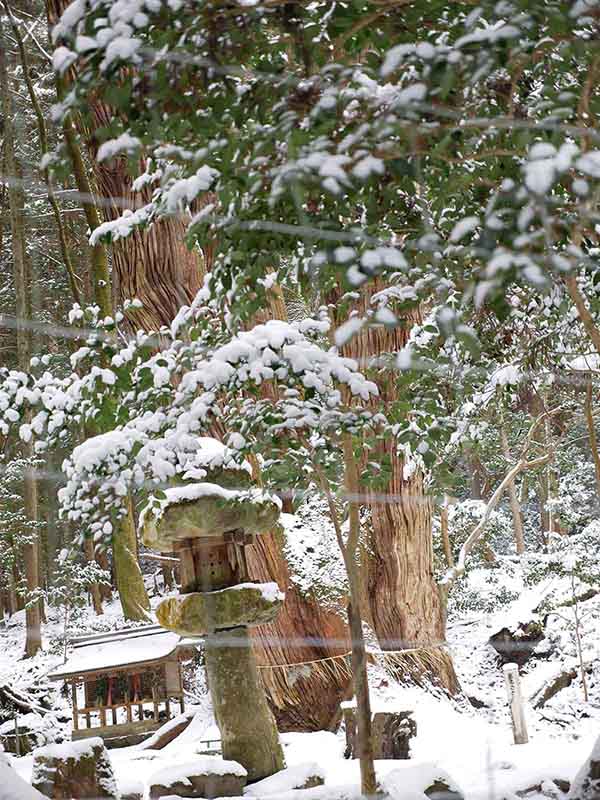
72,692,185,732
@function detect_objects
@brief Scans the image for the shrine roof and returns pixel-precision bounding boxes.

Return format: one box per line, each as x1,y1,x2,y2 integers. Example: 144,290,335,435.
48,625,186,680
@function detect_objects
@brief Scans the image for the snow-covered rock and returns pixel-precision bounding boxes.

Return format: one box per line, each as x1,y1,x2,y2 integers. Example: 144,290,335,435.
382,762,464,800
244,762,325,795
32,736,118,798
147,755,247,798
569,736,600,800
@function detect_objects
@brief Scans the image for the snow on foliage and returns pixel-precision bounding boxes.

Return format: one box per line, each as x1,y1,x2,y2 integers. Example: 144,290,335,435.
96,133,141,163
0,308,384,547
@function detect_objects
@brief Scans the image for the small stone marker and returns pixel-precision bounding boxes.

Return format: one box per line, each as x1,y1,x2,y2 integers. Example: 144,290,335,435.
503,662,529,745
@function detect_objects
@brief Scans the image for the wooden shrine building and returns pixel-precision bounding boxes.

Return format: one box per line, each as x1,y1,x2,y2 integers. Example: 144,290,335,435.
49,625,189,747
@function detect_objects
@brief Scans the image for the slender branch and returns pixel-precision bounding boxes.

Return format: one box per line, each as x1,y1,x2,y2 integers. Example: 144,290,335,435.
565,274,600,357
57,85,113,317
584,379,600,497
441,408,562,589
2,0,82,306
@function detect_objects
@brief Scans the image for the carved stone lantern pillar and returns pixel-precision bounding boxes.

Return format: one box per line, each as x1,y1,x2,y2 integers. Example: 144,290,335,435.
142,473,285,781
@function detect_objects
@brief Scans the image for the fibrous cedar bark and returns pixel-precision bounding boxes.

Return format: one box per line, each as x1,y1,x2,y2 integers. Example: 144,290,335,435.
0,20,42,656
246,534,351,731
46,0,206,333
47,0,157,620
330,282,458,693
89,105,206,331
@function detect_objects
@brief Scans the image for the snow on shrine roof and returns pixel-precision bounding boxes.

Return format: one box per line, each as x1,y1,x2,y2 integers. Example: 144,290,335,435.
48,625,183,680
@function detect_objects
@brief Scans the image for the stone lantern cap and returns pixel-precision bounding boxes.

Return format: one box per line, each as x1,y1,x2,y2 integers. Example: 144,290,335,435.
141,481,281,552
157,582,285,637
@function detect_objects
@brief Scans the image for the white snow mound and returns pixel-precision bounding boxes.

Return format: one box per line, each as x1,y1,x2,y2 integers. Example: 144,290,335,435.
245,762,326,795
382,762,465,800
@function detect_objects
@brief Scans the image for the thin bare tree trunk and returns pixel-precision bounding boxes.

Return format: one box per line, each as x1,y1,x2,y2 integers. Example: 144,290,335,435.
4,0,82,305
312,443,377,795
0,22,42,655
59,106,113,317
96,549,113,601
440,495,454,568
442,409,560,590
341,436,377,797
84,538,103,615
565,274,600,357
584,380,600,498
500,428,526,555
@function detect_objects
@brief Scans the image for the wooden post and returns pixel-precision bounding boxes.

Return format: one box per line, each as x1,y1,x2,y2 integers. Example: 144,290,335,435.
71,681,79,731
175,541,197,593
14,717,20,757
503,663,528,744
99,704,106,728
152,687,159,722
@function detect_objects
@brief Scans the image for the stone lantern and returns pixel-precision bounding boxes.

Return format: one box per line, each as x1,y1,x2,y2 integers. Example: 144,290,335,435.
142,465,286,782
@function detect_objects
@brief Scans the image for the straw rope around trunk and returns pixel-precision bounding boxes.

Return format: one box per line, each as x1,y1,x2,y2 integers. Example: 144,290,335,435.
256,651,353,728
369,646,455,691
256,643,454,723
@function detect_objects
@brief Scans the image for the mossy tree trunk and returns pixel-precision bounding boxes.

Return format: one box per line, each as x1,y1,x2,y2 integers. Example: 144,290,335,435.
113,496,151,621
0,19,42,657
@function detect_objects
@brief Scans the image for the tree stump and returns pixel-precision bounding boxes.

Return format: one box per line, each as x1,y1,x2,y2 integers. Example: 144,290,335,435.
342,705,416,760
489,622,544,666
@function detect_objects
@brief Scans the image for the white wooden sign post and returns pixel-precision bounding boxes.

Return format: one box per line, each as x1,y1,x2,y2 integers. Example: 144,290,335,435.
503,662,528,744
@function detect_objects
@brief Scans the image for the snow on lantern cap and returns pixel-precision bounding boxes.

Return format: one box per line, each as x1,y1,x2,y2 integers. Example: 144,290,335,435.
140,479,282,552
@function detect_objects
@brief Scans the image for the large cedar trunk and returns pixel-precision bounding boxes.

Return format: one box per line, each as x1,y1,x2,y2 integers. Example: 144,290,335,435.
331,282,459,693
46,2,206,333
90,105,206,330
243,287,352,731
246,534,351,731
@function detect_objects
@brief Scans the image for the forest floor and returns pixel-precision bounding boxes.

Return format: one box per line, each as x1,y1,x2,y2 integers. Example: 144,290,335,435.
1,563,599,800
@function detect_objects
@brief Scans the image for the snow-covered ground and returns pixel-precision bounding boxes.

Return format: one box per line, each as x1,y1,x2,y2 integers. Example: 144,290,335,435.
1,568,599,800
